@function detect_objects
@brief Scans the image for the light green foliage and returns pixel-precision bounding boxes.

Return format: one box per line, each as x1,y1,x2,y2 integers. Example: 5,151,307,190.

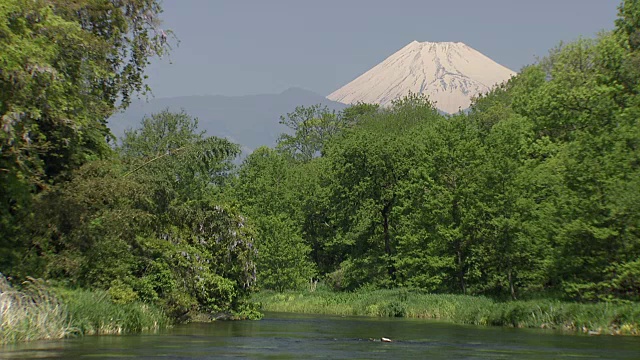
235,148,317,291
324,94,442,289
277,104,355,161
254,215,315,292
0,275,169,344
120,110,240,208
117,111,255,316
244,3,640,302
57,287,169,336
476,115,551,298
507,28,640,301
4,0,640,337
255,288,640,334
235,147,303,219
393,114,486,293
0,0,262,326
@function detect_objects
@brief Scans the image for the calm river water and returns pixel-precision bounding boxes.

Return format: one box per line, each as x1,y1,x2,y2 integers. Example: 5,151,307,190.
1,312,638,359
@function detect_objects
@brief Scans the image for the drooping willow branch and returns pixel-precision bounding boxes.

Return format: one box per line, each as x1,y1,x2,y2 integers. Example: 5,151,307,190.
122,145,189,177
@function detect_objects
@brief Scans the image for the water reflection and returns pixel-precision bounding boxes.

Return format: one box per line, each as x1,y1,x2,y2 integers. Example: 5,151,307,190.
1,312,638,359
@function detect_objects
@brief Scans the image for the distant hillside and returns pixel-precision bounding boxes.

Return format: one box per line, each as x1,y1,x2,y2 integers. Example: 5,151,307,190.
108,87,348,153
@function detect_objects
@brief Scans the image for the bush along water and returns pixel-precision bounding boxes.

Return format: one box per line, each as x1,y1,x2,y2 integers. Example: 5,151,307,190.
0,275,170,344
254,287,640,336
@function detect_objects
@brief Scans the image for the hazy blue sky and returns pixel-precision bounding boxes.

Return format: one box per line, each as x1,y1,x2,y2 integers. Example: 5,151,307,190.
145,0,620,98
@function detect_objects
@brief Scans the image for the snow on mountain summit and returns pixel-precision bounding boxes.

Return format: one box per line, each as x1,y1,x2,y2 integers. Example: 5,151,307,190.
327,41,516,113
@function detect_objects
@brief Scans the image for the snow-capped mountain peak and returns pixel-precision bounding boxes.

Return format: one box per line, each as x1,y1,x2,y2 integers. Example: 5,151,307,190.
327,41,516,113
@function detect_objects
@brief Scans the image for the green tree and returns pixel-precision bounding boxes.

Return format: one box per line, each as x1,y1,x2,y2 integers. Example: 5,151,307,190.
0,0,171,268
393,114,486,294
17,110,258,319
235,147,302,219
277,104,350,161
324,95,441,289
340,102,380,124
508,26,640,301
118,110,255,312
234,147,322,290
615,0,640,51
254,215,315,292
119,109,239,209
479,116,553,299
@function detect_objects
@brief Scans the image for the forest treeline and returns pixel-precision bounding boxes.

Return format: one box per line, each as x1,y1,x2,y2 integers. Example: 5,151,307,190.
1,0,639,326
235,1,640,302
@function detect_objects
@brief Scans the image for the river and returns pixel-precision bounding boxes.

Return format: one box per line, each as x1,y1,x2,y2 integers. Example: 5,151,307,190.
1,312,638,359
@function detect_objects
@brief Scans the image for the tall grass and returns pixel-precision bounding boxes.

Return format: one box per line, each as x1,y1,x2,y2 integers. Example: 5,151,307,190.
254,287,640,335
0,275,170,344
59,288,170,336
0,276,75,344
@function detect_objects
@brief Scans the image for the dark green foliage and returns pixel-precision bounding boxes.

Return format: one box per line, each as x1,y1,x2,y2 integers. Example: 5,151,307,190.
0,0,171,264
12,111,257,320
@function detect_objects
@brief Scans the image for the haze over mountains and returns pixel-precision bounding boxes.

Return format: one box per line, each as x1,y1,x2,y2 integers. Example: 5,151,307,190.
110,41,516,152
328,41,516,114
108,88,347,153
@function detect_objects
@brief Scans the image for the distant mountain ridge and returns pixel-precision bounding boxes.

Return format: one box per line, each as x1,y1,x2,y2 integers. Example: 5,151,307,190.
328,41,516,113
108,88,347,154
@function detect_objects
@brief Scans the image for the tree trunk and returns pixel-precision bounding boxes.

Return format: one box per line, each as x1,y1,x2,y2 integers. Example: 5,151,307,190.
457,249,466,294
508,268,517,300
452,197,465,294
382,202,396,280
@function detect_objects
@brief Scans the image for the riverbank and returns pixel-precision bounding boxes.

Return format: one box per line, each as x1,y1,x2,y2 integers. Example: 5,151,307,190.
254,288,640,335
0,276,170,344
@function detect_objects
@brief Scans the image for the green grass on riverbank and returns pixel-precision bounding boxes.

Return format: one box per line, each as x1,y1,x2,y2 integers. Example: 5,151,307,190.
254,288,640,335
0,276,170,344
58,288,170,336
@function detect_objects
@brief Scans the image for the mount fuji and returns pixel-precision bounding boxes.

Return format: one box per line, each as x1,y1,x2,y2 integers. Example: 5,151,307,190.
327,41,516,114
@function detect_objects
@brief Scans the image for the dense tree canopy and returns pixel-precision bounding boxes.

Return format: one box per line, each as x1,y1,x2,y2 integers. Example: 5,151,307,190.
0,0,171,267
1,0,638,325
231,1,640,301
